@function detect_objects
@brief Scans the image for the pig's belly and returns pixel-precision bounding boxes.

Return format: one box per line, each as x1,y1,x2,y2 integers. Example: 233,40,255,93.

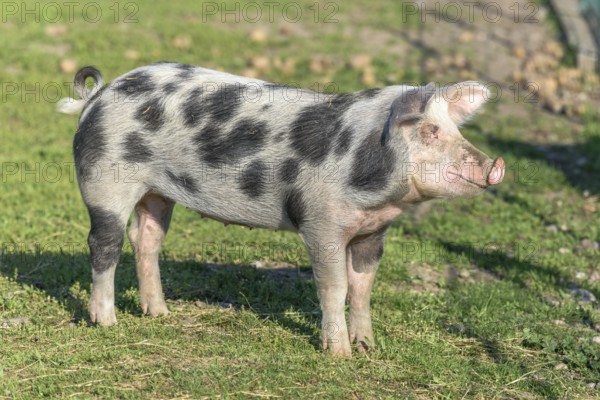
167,187,297,232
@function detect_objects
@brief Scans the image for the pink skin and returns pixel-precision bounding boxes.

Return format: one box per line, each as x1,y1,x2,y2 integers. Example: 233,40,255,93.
404,81,505,199
346,248,377,351
408,124,505,200
443,156,505,193
127,193,174,316
487,157,505,185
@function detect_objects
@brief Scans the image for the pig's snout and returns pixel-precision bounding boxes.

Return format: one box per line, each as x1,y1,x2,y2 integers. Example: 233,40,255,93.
487,157,505,186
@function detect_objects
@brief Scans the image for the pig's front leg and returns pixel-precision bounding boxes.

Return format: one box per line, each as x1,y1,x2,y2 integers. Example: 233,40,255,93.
347,228,387,351
306,236,352,356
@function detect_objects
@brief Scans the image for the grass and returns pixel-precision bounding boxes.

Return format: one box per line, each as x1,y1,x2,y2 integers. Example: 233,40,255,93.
1,0,600,398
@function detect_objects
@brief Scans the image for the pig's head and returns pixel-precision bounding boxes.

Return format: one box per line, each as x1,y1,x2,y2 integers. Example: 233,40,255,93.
385,81,504,201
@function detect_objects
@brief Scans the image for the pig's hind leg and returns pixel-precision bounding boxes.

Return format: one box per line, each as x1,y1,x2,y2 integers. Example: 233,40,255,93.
86,189,146,326
127,193,175,317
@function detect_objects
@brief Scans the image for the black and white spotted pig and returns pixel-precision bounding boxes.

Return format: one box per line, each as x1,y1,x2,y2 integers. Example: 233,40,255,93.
58,62,505,356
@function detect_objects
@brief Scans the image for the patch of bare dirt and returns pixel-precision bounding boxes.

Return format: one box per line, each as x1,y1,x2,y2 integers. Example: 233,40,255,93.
401,262,499,293
203,261,312,285
351,0,600,122
252,260,313,283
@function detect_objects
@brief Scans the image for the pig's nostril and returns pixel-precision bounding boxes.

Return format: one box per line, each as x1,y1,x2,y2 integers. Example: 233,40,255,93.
487,157,505,185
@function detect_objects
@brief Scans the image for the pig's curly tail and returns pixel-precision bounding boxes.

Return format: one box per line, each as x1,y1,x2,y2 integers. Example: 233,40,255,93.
56,66,104,114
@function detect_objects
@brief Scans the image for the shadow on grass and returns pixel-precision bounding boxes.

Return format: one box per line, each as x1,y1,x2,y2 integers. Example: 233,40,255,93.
437,241,599,397
440,241,598,300
0,249,320,347
439,240,598,368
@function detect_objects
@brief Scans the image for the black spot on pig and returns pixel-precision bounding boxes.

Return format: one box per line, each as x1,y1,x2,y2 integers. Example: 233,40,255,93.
206,85,243,123
349,128,396,191
176,63,196,79
196,118,267,167
285,189,305,229
74,100,106,166
136,99,165,131
183,88,205,127
381,86,436,146
239,160,266,198
227,118,267,156
279,158,300,184
358,88,382,99
334,126,354,156
261,104,272,111
113,71,155,99
166,170,199,194
163,82,180,95
122,132,154,163
176,63,194,70
87,206,125,273
350,227,387,271
290,93,357,165
175,63,196,72
193,125,221,165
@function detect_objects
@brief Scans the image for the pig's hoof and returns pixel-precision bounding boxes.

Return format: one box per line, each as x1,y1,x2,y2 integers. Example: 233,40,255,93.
350,334,375,353
349,324,375,352
89,302,117,326
355,339,374,353
323,338,352,357
328,345,352,357
141,298,170,317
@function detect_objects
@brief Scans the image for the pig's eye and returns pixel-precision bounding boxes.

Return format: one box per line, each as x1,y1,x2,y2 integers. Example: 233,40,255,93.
420,123,439,145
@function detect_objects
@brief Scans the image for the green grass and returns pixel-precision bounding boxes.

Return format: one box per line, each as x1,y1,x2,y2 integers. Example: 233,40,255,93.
1,0,600,398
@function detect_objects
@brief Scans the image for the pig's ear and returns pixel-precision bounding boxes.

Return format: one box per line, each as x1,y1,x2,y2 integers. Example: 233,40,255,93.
381,84,437,145
432,81,489,125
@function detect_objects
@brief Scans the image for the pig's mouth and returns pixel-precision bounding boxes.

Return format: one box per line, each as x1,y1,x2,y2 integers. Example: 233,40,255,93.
446,157,505,190
446,171,489,189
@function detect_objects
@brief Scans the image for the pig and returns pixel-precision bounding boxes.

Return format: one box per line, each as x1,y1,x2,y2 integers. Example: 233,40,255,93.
57,62,504,356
